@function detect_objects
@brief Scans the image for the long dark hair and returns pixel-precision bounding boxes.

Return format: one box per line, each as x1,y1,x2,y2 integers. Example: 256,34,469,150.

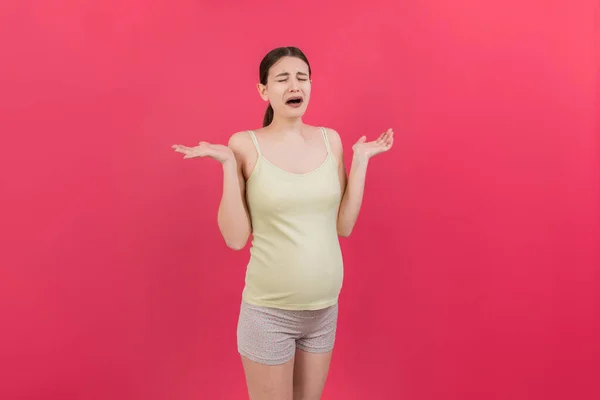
259,46,312,127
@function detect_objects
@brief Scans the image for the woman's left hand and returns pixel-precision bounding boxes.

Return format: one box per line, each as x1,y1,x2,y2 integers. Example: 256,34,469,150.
352,128,394,162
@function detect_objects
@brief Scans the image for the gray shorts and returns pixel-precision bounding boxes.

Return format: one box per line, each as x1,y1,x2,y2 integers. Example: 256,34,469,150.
236,301,339,366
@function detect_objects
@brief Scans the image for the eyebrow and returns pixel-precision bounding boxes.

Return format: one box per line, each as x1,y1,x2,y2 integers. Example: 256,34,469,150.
275,71,309,78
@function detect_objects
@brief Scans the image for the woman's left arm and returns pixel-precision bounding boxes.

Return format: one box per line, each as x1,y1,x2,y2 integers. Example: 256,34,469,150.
327,128,394,237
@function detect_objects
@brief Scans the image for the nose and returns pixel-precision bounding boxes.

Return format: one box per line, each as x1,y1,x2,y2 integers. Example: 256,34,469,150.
289,78,300,91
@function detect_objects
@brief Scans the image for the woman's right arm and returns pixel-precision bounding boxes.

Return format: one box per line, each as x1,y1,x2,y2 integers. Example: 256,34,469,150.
217,132,252,250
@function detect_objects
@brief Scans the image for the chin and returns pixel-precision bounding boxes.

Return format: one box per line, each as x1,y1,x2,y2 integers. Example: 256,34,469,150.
288,110,306,118
285,106,308,118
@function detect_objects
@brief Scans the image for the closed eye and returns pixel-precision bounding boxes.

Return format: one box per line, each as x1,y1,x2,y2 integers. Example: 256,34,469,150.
277,78,308,83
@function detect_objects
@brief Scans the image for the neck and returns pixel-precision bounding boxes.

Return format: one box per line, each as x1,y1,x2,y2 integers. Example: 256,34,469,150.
267,114,305,135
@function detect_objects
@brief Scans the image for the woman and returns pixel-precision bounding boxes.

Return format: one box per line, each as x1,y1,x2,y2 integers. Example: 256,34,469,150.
172,46,394,400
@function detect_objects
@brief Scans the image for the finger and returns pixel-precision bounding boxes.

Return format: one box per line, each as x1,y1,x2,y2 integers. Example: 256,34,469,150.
386,133,394,145
383,130,393,144
379,129,392,143
183,150,204,159
377,138,392,151
189,147,214,158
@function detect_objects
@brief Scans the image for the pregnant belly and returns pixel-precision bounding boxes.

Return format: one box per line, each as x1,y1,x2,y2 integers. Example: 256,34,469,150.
243,245,344,309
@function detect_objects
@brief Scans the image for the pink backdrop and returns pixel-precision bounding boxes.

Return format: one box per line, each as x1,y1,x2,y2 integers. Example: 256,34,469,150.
1,1,598,399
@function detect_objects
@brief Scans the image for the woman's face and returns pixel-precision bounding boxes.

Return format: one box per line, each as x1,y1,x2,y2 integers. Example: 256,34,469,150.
258,56,312,119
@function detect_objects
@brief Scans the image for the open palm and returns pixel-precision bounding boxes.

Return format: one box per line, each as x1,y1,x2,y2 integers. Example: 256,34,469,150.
352,128,394,160
172,141,234,164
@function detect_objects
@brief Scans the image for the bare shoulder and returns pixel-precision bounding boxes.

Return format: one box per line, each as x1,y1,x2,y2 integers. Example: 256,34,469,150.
322,127,342,144
227,130,255,158
226,130,260,180
227,130,252,150
322,127,344,159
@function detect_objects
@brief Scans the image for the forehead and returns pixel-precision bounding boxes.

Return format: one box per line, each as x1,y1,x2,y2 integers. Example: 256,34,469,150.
269,56,309,76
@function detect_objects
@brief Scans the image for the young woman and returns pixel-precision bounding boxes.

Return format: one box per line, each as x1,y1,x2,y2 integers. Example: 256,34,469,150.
172,46,394,400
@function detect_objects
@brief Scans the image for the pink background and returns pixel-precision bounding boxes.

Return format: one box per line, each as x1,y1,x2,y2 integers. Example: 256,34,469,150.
1,1,598,399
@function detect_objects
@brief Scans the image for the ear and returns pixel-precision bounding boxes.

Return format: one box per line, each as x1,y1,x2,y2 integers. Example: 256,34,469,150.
256,83,269,101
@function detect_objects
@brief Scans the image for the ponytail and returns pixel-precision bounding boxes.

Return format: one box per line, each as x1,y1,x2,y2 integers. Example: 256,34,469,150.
262,103,274,127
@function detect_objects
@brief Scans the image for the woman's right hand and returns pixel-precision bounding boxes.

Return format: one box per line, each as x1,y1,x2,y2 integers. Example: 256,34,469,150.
172,141,235,165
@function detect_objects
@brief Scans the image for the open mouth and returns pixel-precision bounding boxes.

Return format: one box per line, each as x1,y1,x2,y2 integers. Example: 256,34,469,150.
285,97,303,106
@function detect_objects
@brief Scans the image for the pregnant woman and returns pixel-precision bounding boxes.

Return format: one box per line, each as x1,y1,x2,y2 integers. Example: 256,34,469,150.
172,46,394,400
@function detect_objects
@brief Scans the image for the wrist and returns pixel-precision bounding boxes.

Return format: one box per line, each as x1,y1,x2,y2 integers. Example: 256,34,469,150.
352,153,369,167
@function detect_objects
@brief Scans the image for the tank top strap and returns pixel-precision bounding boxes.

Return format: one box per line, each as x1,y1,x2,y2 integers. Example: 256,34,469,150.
320,127,332,155
247,130,262,156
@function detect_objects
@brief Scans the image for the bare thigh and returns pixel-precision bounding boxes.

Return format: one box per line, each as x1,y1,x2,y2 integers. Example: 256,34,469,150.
241,355,295,400
293,349,333,400
237,301,338,399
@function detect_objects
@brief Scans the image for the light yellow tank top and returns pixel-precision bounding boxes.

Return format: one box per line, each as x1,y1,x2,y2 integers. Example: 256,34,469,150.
241,127,344,310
